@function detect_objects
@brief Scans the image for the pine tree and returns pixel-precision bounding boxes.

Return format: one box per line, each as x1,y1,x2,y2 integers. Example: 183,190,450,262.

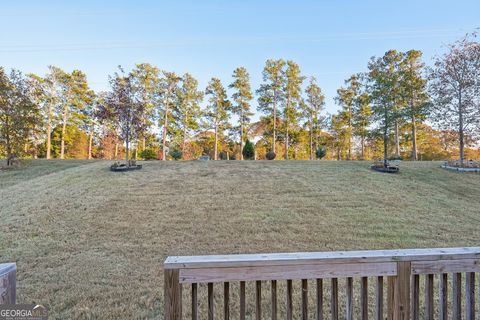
205,78,231,160
229,67,253,160
158,71,181,161
303,77,325,160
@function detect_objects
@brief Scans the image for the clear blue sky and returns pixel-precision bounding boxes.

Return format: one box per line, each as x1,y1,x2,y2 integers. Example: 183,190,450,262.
1,0,478,116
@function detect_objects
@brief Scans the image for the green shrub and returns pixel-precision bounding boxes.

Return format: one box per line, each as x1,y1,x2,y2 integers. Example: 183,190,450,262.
266,151,276,160
169,149,183,160
315,146,326,159
242,140,255,160
140,148,157,160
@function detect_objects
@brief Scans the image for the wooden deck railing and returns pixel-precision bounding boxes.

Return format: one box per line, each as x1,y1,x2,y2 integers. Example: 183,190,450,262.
164,247,480,320
0,263,16,304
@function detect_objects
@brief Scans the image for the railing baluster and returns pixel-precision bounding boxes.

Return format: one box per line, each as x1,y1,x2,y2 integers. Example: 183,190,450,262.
452,273,462,320
361,277,368,320
425,274,434,320
466,272,475,320
192,283,198,320
256,281,262,320
316,279,323,320
224,282,229,320
331,278,338,320
375,276,383,320
286,280,293,320
208,283,214,320
411,274,420,320
301,279,308,320
439,273,448,320
346,277,353,320
271,280,277,320
240,281,245,320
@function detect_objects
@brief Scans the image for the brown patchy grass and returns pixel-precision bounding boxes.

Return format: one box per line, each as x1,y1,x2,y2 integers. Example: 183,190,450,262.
0,160,479,319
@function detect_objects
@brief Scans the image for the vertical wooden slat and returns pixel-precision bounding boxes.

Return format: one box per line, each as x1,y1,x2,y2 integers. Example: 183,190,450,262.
316,279,324,320
271,280,277,320
425,274,434,320
361,277,368,320
302,279,308,320
439,273,448,320
346,277,353,320
452,273,462,320
165,269,182,320
192,283,198,320
240,281,246,320
466,272,475,320
256,281,262,320
387,276,395,320
411,275,420,320
224,282,230,320
208,283,214,320
375,276,383,320
394,262,411,320
286,280,293,320
331,278,338,320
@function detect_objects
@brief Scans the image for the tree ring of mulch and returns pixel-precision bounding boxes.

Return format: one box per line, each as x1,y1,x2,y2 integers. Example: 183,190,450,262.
441,165,480,173
371,165,400,173
110,164,143,172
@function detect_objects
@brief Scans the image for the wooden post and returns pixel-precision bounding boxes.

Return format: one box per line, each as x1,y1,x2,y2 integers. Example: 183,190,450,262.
164,269,182,320
0,263,16,304
393,262,411,320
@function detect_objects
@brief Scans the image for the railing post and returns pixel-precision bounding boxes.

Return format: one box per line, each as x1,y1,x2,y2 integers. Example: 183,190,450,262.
165,269,182,320
0,263,16,305
390,262,411,320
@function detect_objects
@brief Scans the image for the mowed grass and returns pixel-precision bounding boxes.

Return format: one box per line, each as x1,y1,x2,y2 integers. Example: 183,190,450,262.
0,160,479,319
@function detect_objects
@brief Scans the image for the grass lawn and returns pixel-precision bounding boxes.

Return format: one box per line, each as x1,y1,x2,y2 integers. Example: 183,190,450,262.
0,160,479,319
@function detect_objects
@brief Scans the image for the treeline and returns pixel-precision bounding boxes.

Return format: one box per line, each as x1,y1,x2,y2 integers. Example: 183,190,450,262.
0,34,479,163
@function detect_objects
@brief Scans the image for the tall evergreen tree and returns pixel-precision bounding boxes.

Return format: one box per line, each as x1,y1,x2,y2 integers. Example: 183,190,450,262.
303,77,325,160
352,91,372,160
256,59,286,154
175,73,203,157
229,67,253,160
283,60,304,160
205,78,231,160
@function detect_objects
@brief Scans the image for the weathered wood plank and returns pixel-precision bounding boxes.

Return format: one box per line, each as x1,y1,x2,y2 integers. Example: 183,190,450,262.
164,269,182,320
256,281,262,320
331,278,338,320
192,283,198,320
361,277,368,320
179,262,396,283
452,273,461,320
208,283,214,320
411,258,480,274
224,282,229,320
240,281,245,320
165,247,480,269
346,277,353,320
316,279,323,320
301,279,308,320
394,262,410,320
387,276,395,320
425,274,434,320
271,280,277,320
439,273,448,320
466,272,475,320
375,276,383,320
286,280,292,320
411,275,420,320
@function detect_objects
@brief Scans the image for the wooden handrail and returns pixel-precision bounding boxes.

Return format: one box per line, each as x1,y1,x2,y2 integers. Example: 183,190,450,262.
164,247,480,320
0,263,16,304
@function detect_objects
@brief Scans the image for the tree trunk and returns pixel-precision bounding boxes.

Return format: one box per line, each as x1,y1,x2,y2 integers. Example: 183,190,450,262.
60,104,68,160
459,93,464,163
88,129,93,160
383,127,388,167
182,113,188,159
162,102,169,161
114,142,119,160
125,134,129,165
272,97,277,154
240,107,244,160
411,115,417,161
309,120,313,160
46,97,53,159
285,124,289,160
361,135,365,160
394,120,400,159
214,124,218,160
348,106,352,160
